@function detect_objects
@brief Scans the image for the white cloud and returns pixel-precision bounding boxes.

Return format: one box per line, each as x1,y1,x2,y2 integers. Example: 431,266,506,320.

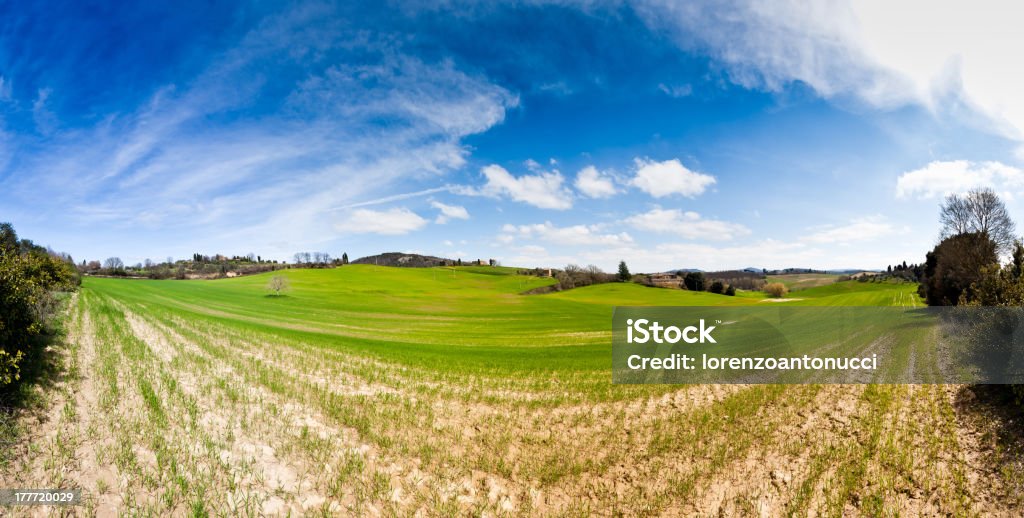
895,160,1024,199
574,165,618,198
430,200,469,224
801,216,901,244
501,221,633,246
631,158,716,198
635,0,1024,146
473,164,574,209
625,208,750,241
337,208,427,235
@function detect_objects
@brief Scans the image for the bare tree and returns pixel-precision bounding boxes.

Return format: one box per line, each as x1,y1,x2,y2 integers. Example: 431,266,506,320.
103,257,124,270
266,275,290,296
940,188,1016,254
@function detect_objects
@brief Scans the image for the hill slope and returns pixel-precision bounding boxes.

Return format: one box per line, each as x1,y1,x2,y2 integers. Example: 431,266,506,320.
10,267,1017,517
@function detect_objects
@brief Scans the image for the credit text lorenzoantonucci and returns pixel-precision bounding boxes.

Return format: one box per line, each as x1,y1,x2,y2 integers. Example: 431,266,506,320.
624,318,878,372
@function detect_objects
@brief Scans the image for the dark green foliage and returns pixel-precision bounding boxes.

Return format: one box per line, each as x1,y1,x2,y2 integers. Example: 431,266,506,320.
617,261,630,282
683,272,704,291
725,285,736,296
709,280,725,294
0,223,78,386
918,232,998,306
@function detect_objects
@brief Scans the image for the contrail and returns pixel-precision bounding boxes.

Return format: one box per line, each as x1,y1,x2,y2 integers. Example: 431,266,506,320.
328,186,455,211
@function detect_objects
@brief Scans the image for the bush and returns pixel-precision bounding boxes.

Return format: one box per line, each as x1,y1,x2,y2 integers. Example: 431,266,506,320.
725,285,736,296
709,280,725,294
764,282,788,298
0,223,78,386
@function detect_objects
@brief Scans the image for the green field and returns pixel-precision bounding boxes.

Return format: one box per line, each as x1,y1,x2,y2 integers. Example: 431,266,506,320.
4,266,1021,516
766,273,843,291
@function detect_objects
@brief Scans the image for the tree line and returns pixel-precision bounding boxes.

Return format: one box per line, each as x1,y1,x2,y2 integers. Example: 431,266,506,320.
915,188,1023,406
78,250,353,279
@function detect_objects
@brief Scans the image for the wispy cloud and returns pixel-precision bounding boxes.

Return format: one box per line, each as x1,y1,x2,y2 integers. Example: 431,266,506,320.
635,0,1024,149
336,207,428,235
2,5,516,259
500,221,633,246
431,200,469,224
625,207,750,241
801,216,902,244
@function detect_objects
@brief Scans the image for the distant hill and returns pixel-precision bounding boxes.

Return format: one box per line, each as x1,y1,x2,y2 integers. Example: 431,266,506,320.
759,267,879,275
826,269,879,275
352,252,453,268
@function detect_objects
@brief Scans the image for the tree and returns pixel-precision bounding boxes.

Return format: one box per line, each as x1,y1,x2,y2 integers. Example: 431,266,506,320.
919,231,998,306
103,257,124,271
683,272,705,291
725,285,737,296
709,280,725,294
940,188,1016,254
617,261,631,282
764,282,788,298
342,253,349,265
266,275,290,296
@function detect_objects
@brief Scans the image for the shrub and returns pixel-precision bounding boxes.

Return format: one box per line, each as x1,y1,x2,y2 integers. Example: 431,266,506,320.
764,282,788,298
0,223,78,386
725,285,736,296
709,280,725,294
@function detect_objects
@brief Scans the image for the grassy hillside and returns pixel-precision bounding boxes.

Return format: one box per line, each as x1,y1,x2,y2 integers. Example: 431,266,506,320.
11,266,1019,516
766,273,841,290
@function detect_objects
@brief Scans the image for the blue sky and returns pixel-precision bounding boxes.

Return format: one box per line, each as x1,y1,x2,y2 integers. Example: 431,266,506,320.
3,1,1024,272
